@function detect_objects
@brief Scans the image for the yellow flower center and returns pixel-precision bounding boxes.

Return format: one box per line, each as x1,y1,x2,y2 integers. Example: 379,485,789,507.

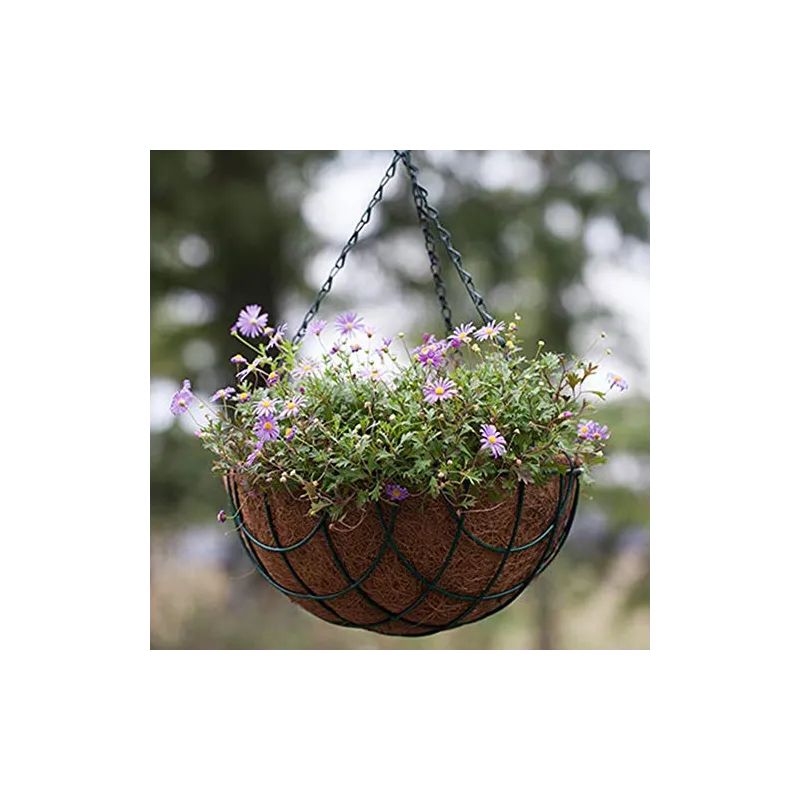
287,402,295,409
239,393,248,401
435,386,444,395
264,422,273,431
392,489,402,498
486,327,494,335
581,426,588,433
488,435,496,444
615,375,620,382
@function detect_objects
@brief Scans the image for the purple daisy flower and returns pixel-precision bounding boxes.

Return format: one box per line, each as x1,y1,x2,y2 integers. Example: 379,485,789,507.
360,365,384,381
475,319,506,341
576,421,594,440
230,353,247,365
254,396,280,416
267,323,288,349
479,424,507,458
244,441,263,467
577,420,610,441
216,510,228,523
284,426,296,441
335,311,366,338
169,379,193,415
382,337,393,349
236,390,251,403
385,484,409,501
560,411,574,419
412,340,446,369
279,395,304,419
266,370,279,387
309,319,327,336
607,372,629,391
236,359,262,380
236,304,269,338
255,413,280,442
423,377,457,403
448,322,476,349
365,325,377,338
291,359,320,381
210,386,235,402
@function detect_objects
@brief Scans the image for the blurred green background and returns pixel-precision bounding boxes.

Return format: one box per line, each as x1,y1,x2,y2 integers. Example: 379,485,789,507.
150,150,650,649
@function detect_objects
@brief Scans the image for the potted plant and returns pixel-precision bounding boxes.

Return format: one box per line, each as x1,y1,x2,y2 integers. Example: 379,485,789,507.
171,303,624,636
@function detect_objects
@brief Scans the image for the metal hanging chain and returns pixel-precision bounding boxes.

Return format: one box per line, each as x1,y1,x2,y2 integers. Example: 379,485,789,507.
395,150,496,327
292,152,402,345
293,150,498,344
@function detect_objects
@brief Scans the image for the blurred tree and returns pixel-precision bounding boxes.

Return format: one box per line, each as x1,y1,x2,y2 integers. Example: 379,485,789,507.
150,149,335,524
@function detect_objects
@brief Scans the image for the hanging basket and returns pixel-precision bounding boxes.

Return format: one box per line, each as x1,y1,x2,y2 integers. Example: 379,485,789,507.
228,463,579,636
217,150,585,637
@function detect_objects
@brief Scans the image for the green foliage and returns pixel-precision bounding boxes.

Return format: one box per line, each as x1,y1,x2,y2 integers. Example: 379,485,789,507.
188,316,614,521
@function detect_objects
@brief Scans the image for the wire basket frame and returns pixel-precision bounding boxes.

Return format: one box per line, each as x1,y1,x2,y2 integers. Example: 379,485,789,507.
226,465,581,637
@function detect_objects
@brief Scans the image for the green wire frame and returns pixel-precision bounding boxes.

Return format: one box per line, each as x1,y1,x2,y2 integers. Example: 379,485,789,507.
227,465,581,637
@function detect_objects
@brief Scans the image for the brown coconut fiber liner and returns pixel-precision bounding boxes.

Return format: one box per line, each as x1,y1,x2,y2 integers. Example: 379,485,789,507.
228,469,579,636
